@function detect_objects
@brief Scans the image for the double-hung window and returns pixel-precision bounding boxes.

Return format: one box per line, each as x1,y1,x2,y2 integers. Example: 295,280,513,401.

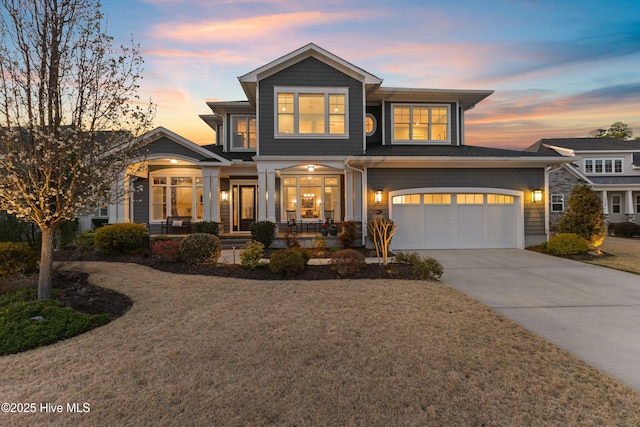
231,116,256,150
275,87,348,137
551,194,564,212
392,104,449,143
584,158,623,174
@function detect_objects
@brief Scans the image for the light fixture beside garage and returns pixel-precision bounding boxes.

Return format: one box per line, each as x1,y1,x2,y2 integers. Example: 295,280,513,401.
531,189,543,203
374,189,383,204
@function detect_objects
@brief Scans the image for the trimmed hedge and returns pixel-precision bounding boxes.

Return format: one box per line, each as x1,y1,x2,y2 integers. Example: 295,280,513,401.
269,247,309,278
546,233,589,256
179,233,222,265
240,241,265,269
250,221,276,249
94,223,148,255
611,222,640,238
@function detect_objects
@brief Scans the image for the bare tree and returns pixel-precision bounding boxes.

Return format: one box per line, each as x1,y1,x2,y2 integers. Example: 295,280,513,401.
0,0,153,299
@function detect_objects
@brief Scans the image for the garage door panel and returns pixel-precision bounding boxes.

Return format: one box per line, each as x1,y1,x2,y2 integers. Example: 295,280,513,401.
424,205,453,247
486,205,517,247
392,205,422,249
457,205,484,247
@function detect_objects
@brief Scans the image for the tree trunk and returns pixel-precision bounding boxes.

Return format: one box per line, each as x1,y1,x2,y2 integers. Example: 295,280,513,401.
38,227,55,300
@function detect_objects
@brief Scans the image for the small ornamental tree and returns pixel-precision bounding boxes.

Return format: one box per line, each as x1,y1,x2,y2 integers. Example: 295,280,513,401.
0,0,154,299
559,184,606,249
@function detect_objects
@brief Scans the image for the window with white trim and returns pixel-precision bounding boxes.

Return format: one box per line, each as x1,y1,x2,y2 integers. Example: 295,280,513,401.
275,87,348,137
584,158,623,174
551,194,564,212
392,104,449,143
231,116,256,150
282,176,341,220
151,174,204,221
365,114,377,136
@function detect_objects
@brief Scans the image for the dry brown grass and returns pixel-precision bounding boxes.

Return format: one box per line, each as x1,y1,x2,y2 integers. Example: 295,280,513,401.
587,236,640,274
2,262,640,427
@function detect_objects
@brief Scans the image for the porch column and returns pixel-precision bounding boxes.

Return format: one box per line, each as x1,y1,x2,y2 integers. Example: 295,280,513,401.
353,169,362,221
601,190,609,215
625,190,635,221
344,168,354,221
267,169,276,222
108,171,128,224
257,169,267,221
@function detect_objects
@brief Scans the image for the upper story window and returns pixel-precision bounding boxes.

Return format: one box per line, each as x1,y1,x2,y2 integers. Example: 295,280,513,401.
392,104,449,143
231,116,256,150
584,158,623,174
275,87,348,138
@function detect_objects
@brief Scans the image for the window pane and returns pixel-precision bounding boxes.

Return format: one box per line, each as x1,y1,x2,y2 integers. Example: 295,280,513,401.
393,106,410,140
277,93,294,134
585,160,593,173
595,160,603,173
392,194,420,204
487,194,514,204
329,94,345,114
171,187,193,217
299,94,325,134
412,107,429,141
329,114,345,134
196,186,204,219
152,187,166,220
605,159,613,173
324,177,339,186
615,159,622,173
171,177,192,186
424,194,451,204
431,106,448,141
324,186,338,215
283,186,297,212
458,194,483,204
153,177,166,185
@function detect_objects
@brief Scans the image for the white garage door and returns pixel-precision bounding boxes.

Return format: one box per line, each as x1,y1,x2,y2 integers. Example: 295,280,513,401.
390,190,521,250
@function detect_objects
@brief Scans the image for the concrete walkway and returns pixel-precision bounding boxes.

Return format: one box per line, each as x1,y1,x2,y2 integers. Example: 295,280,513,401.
411,249,640,392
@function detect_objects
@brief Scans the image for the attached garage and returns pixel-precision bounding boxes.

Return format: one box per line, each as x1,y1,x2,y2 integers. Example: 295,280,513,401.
390,188,524,250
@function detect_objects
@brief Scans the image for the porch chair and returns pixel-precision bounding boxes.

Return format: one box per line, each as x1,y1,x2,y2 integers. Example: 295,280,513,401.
286,210,302,233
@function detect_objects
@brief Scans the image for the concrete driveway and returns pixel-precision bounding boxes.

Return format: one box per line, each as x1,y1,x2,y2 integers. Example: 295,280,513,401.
413,249,640,392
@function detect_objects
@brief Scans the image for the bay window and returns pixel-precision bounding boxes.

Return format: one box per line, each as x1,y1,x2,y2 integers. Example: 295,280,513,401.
392,104,449,143
275,87,348,137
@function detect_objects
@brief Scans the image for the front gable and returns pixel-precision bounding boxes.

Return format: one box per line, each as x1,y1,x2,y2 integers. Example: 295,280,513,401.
143,127,230,165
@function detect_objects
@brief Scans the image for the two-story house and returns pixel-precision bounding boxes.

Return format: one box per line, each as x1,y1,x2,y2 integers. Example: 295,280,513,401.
103,43,568,250
526,138,640,227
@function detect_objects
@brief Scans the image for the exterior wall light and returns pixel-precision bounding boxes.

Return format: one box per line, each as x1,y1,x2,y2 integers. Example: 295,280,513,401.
532,189,543,203
374,189,383,204
221,190,228,202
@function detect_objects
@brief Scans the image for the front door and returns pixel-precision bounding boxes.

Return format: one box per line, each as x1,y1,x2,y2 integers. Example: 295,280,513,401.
233,184,256,232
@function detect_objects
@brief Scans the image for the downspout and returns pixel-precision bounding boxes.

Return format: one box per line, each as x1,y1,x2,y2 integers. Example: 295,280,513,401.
345,159,366,247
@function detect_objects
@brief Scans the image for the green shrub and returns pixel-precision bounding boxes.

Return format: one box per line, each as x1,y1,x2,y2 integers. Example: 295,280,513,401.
269,248,307,278
329,249,366,276
151,240,182,262
0,297,109,356
73,230,96,251
612,222,640,238
250,221,276,248
240,241,265,269
94,223,148,255
0,242,38,279
559,184,606,248
395,252,444,280
56,220,78,248
546,233,589,256
179,233,222,265
338,221,359,248
193,221,220,235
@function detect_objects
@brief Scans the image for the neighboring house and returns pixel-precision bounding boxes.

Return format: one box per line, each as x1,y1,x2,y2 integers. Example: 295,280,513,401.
98,43,568,250
526,138,640,228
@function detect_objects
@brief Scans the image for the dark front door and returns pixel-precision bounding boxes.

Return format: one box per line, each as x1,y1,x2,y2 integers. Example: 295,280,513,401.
234,185,256,232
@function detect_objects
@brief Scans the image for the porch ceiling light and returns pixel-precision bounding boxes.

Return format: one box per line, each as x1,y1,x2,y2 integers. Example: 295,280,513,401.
374,189,383,204
532,189,543,203
307,164,315,172
170,158,178,164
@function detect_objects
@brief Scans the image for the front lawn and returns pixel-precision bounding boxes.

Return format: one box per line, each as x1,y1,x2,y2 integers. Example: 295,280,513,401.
1,262,639,427
587,236,640,275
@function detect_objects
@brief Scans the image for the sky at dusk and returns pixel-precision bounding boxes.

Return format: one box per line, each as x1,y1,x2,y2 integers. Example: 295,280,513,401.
103,0,640,150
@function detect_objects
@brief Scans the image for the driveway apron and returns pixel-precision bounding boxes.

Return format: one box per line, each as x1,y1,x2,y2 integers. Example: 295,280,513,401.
413,249,640,392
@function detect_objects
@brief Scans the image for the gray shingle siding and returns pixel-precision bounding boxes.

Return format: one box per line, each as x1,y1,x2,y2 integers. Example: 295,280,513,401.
383,102,458,146
133,177,149,224
148,136,209,160
366,105,382,146
258,57,364,156
367,168,546,236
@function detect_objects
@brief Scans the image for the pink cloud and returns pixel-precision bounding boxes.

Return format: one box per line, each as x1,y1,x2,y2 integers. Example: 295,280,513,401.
150,10,365,43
